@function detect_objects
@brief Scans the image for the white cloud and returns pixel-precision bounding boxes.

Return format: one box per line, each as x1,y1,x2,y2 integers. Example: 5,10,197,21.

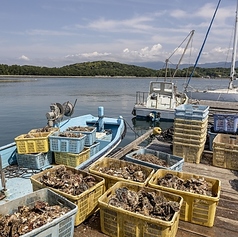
19,55,30,61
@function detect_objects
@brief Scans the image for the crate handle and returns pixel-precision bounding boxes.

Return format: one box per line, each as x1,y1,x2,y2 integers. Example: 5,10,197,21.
56,198,67,207
41,165,53,171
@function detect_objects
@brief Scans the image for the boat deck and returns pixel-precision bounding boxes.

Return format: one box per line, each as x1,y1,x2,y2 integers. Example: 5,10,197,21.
74,131,238,237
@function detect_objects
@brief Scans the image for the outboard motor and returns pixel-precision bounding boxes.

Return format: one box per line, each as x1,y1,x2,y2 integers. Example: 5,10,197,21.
46,100,76,127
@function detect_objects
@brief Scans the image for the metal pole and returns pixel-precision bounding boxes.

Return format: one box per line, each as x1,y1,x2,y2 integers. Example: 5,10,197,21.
0,155,6,191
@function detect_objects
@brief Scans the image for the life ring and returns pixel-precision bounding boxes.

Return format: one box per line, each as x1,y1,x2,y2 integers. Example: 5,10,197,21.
153,127,162,135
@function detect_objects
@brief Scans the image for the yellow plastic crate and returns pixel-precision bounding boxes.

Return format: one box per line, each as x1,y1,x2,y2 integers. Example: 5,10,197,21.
148,169,221,227
98,181,183,237
173,140,205,164
174,124,207,136
15,132,51,154
174,117,208,130
213,134,238,170
30,165,105,226
89,157,154,190
54,147,90,168
213,133,238,149
173,130,207,145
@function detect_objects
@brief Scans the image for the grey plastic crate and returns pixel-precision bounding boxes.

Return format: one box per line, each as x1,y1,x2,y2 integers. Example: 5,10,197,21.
125,148,184,171
16,151,53,170
0,188,78,237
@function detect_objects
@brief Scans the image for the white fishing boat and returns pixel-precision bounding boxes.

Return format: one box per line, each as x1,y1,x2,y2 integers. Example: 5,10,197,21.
0,101,126,203
132,81,188,121
132,30,194,121
184,0,238,102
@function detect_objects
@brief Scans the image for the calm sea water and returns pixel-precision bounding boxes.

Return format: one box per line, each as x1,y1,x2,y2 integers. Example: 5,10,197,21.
0,76,235,147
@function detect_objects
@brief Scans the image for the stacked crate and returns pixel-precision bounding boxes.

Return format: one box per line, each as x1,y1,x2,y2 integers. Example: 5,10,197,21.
173,104,209,164
49,131,88,168
209,113,238,151
14,127,58,170
212,133,238,170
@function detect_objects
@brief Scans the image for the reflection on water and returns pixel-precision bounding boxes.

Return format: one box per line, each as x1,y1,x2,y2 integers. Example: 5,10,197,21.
0,77,232,147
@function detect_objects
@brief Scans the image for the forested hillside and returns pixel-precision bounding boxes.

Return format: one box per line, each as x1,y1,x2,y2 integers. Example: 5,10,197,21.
0,61,232,78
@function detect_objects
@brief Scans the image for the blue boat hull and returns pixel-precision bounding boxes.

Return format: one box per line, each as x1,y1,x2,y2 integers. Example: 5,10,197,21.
0,111,126,203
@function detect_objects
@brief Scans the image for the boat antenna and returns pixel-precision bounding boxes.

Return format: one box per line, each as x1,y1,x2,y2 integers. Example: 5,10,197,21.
184,0,221,92
229,1,238,89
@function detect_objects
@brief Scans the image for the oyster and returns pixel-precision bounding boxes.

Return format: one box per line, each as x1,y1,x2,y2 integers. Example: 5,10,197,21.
108,187,180,221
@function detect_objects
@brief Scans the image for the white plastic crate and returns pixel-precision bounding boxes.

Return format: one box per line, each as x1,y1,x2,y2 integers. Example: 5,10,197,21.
0,188,77,237
125,148,184,171
175,104,209,120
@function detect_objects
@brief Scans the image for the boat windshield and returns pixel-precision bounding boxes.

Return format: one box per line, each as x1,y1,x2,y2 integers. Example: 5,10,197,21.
149,82,174,94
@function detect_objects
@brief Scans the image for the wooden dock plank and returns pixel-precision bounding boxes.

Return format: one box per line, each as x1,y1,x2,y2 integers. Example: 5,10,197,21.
147,139,238,237
76,131,238,237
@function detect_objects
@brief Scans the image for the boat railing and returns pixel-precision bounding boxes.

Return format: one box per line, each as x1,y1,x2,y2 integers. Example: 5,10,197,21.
135,91,149,105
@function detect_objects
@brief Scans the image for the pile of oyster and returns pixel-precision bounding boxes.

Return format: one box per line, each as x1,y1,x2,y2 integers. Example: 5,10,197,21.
108,187,180,221
34,126,56,132
132,153,169,167
98,164,147,182
66,126,94,132
40,166,97,195
156,173,213,196
0,200,70,236
58,132,84,138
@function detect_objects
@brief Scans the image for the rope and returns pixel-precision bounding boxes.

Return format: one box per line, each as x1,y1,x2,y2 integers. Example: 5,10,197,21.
184,0,221,91
3,165,41,179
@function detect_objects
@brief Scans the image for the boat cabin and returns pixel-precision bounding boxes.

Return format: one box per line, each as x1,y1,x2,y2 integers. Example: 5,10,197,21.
146,81,177,109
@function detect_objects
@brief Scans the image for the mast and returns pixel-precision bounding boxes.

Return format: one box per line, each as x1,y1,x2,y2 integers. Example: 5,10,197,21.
172,30,195,78
184,0,221,92
164,30,195,81
229,0,238,89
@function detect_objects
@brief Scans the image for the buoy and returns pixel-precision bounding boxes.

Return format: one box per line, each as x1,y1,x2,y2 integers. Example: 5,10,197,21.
153,127,162,135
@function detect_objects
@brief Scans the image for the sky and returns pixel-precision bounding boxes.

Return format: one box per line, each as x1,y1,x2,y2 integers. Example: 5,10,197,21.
0,0,237,67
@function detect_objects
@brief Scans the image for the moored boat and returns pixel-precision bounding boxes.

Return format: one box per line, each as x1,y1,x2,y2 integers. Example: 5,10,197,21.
0,101,126,203
132,81,188,121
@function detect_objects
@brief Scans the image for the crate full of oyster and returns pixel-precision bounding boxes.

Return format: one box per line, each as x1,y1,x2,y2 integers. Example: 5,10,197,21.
89,157,154,190
98,181,183,237
0,188,77,237
148,169,221,227
30,165,105,226
125,148,184,171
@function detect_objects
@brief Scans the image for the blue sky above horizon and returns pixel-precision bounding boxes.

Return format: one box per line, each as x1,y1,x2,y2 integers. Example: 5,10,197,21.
0,0,237,67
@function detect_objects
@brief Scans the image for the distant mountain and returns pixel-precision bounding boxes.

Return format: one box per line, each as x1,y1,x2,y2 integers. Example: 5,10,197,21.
130,61,232,70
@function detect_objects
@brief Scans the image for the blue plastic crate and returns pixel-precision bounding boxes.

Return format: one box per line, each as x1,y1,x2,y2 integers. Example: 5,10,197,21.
213,113,238,133
49,132,86,153
175,104,209,120
65,126,96,146
87,141,100,157
125,148,184,171
16,151,53,170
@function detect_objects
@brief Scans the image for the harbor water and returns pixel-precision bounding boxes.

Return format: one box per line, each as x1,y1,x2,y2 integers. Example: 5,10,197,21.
0,76,235,147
